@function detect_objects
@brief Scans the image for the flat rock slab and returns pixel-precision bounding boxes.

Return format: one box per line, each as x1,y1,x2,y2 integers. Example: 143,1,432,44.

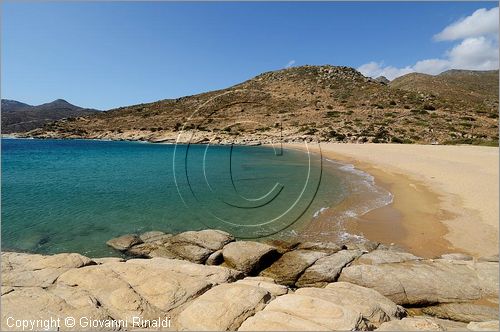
296,282,406,326
260,250,327,286
2,252,94,288
467,320,500,331
377,317,447,331
222,241,279,275
339,259,499,306
92,257,125,264
2,285,113,331
126,257,243,285
377,317,471,331
236,276,288,297
254,293,368,331
422,302,499,323
343,239,379,252
355,249,421,265
296,250,362,287
175,283,271,331
478,255,499,262
439,253,473,261
2,254,242,330
106,234,142,251
239,311,331,331
296,241,342,254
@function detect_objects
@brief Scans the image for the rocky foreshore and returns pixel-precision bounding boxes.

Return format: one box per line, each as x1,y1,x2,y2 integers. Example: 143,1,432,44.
2,229,499,331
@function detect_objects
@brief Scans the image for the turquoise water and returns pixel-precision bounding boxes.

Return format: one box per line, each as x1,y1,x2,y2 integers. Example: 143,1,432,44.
2,139,353,257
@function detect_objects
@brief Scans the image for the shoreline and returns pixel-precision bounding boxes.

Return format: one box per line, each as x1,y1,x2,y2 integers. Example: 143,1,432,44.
3,137,497,258
286,143,499,258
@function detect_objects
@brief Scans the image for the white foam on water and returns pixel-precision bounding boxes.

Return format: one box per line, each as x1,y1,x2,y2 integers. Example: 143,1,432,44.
313,206,329,218
317,158,396,244
325,158,394,220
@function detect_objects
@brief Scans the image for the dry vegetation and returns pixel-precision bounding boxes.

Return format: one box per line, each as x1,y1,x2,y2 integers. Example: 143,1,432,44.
24,65,499,145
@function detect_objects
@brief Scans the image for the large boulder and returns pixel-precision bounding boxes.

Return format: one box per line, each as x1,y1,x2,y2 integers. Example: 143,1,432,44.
175,283,271,331
339,259,499,306
296,250,362,287
248,293,368,331
296,282,406,326
264,239,300,254
106,234,142,251
169,229,234,251
139,230,172,243
127,229,235,264
422,302,499,323
162,243,213,263
260,250,326,286
126,242,162,257
2,252,94,288
222,241,279,275
205,250,223,265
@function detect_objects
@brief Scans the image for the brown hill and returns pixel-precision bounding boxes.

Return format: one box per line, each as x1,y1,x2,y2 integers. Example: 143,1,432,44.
1,99,99,133
390,70,499,112
23,65,499,145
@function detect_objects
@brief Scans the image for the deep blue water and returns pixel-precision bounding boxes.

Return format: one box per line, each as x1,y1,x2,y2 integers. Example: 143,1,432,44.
2,139,349,257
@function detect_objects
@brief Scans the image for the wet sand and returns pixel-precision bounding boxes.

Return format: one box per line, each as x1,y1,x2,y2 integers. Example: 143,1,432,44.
286,143,499,258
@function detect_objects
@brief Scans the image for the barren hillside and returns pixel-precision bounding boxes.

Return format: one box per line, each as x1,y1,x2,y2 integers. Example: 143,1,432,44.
22,66,499,145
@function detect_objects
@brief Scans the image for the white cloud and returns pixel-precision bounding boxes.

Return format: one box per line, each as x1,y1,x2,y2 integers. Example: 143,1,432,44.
434,7,498,41
413,59,451,75
357,62,414,80
447,36,499,70
285,60,296,68
357,7,499,80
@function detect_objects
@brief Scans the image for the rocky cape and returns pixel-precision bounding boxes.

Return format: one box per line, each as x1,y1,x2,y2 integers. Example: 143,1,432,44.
2,229,499,331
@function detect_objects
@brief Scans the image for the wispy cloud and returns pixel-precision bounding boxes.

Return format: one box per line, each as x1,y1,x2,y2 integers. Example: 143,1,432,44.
285,60,296,68
358,7,499,80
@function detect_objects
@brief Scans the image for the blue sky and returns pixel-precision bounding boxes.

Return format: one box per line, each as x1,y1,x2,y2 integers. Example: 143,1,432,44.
2,2,498,110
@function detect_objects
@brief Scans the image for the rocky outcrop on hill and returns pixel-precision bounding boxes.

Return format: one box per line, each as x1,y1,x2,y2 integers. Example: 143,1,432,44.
1,229,498,331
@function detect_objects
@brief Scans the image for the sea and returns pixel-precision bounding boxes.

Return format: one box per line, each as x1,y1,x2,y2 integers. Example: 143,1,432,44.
1,138,392,257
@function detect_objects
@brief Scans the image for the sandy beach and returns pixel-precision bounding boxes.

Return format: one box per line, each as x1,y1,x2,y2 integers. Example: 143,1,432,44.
287,143,499,258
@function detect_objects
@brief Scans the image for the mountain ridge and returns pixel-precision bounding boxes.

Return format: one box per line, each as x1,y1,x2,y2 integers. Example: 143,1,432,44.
15,65,500,145
1,99,100,134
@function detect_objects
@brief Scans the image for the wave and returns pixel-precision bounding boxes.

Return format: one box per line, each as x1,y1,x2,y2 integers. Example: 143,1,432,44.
315,158,395,243
313,206,329,218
